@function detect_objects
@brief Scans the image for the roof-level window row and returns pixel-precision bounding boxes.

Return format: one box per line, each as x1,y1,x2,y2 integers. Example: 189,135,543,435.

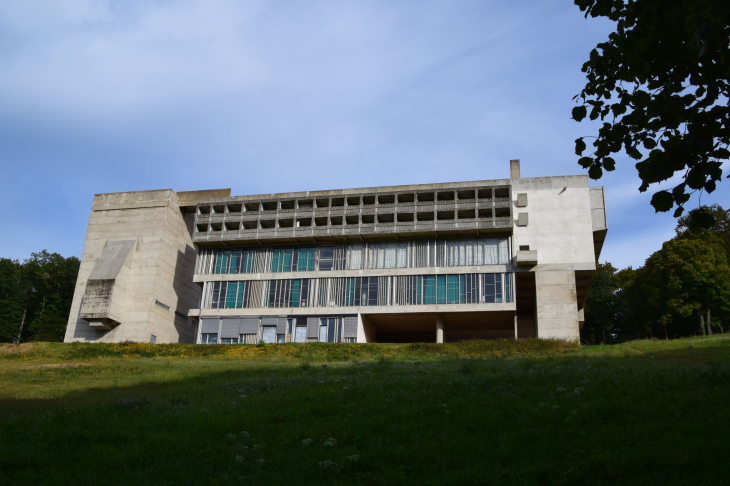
201,273,513,309
196,237,511,275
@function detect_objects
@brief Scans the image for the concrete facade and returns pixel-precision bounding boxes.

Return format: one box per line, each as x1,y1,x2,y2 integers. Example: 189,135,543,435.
65,160,606,344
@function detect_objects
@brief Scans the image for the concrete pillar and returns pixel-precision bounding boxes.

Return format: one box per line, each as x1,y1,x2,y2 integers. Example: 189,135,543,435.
514,314,518,340
436,315,444,344
534,270,579,342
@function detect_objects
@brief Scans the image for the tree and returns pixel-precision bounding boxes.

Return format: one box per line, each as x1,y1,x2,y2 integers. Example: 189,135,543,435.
637,237,730,336
582,262,620,344
676,204,730,251
0,251,79,343
572,0,730,227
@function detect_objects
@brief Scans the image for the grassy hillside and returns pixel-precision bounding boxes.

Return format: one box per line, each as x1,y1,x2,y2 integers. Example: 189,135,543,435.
1,336,729,485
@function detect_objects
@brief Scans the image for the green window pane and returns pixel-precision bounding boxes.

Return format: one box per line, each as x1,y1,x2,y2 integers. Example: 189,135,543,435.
437,275,446,304
236,282,244,308
214,251,223,274
271,249,281,272
460,274,466,304
291,279,301,307
446,275,459,304
345,278,355,306
225,282,237,308
424,276,436,304
282,247,293,271
229,252,239,273
417,276,422,305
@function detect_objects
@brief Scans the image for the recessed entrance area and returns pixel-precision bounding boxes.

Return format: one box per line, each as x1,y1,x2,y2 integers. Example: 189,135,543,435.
361,311,516,343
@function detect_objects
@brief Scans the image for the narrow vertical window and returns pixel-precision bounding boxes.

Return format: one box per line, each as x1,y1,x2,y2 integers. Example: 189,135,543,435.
437,275,446,304
446,275,460,304
291,279,301,307
495,273,503,303
484,274,495,303
225,282,237,308
319,246,334,271
424,276,436,304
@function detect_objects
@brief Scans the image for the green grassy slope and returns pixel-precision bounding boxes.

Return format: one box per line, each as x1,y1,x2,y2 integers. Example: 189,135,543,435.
1,336,728,485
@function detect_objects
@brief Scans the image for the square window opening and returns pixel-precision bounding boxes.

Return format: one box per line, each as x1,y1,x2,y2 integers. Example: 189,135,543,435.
314,217,328,226
457,209,475,219
280,200,296,210
278,218,294,228
244,202,260,212
262,201,277,211
361,214,375,224
437,191,455,201
478,188,493,199
242,221,257,230
331,197,345,207
210,222,222,232
316,198,330,208
457,190,475,200
225,221,240,231
495,188,510,198
330,216,343,225
296,218,312,227
495,207,510,218
417,192,435,202
346,215,359,225
397,213,414,222
260,220,275,229
298,200,313,209
212,205,225,214
397,193,415,203
198,205,211,215
417,212,434,221
377,213,394,223
196,224,208,233
437,211,455,221
378,194,395,205
362,195,376,205
346,196,361,206
227,203,242,213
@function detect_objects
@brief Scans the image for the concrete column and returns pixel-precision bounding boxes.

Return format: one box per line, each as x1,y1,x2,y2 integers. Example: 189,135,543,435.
534,270,580,342
436,315,444,344
514,314,518,340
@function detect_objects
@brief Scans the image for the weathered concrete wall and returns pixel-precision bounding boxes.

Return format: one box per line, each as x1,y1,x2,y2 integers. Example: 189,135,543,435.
533,270,579,341
65,190,201,343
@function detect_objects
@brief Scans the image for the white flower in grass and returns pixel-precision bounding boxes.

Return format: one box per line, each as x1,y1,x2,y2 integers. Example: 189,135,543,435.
346,455,359,462
302,438,313,446
235,455,244,463
226,434,236,440
240,431,250,438
556,387,566,392
323,438,337,446
573,387,584,395
258,458,265,463
319,460,333,468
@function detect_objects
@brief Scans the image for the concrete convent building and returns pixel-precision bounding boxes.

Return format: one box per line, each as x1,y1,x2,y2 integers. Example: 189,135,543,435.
64,160,607,345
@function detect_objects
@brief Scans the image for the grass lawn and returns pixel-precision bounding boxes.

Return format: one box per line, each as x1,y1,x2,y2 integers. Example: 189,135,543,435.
1,336,729,485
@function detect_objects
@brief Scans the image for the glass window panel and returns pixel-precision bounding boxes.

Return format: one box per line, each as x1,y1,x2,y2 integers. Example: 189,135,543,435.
437,275,446,304
225,282,237,308
319,246,334,271
262,327,276,343
319,321,328,342
295,326,307,343
484,274,496,303
424,276,436,304
291,279,301,307
495,274,503,303
396,243,408,268
385,243,397,268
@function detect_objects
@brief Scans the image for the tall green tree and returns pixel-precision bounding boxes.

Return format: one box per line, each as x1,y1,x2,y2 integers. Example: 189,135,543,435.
636,237,730,337
0,251,79,343
582,262,620,344
572,0,730,227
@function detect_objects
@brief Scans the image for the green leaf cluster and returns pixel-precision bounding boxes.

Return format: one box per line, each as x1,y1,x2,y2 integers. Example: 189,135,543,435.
572,0,730,226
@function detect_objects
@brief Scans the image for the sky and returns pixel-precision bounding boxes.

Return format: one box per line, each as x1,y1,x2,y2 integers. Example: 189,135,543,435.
0,0,726,269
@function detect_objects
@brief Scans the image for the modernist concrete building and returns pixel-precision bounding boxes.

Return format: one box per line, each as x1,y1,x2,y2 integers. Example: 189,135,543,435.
64,160,607,344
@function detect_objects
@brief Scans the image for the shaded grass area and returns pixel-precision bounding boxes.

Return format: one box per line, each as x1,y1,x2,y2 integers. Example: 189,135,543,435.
1,336,729,485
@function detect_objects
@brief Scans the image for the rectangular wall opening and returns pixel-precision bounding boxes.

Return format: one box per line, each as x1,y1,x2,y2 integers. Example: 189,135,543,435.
298,200,313,209
196,224,208,233
224,221,240,231
361,214,375,224
227,203,242,213
314,217,328,226
278,219,294,228
457,190,475,200
362,195,376,205
478,209,493,218
280,200,295,210
495,207,510,217
242,221,257,230
346,196,361,206
331,198,345,207
244,202,260,212
345,215,359,225
262,201,278,211
397,193,415,203
397,213,414,222
417,212,435,221
296,218,312,227
199,206,211,215
495,188,510,198
316,198,330,208
437,211,455,220
260,220,275,229
417,192,435,202
330,216,343,225
478,188,492,199
457,209,476,219
437,191,455,201
378,194,395,205
377,213,395,223
213,205,225,214
210,222,222,232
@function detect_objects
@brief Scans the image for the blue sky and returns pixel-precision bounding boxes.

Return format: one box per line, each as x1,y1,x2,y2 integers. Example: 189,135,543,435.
0,1,726,268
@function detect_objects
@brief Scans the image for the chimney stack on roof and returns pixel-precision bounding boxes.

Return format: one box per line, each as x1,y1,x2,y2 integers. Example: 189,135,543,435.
510,159,521,179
